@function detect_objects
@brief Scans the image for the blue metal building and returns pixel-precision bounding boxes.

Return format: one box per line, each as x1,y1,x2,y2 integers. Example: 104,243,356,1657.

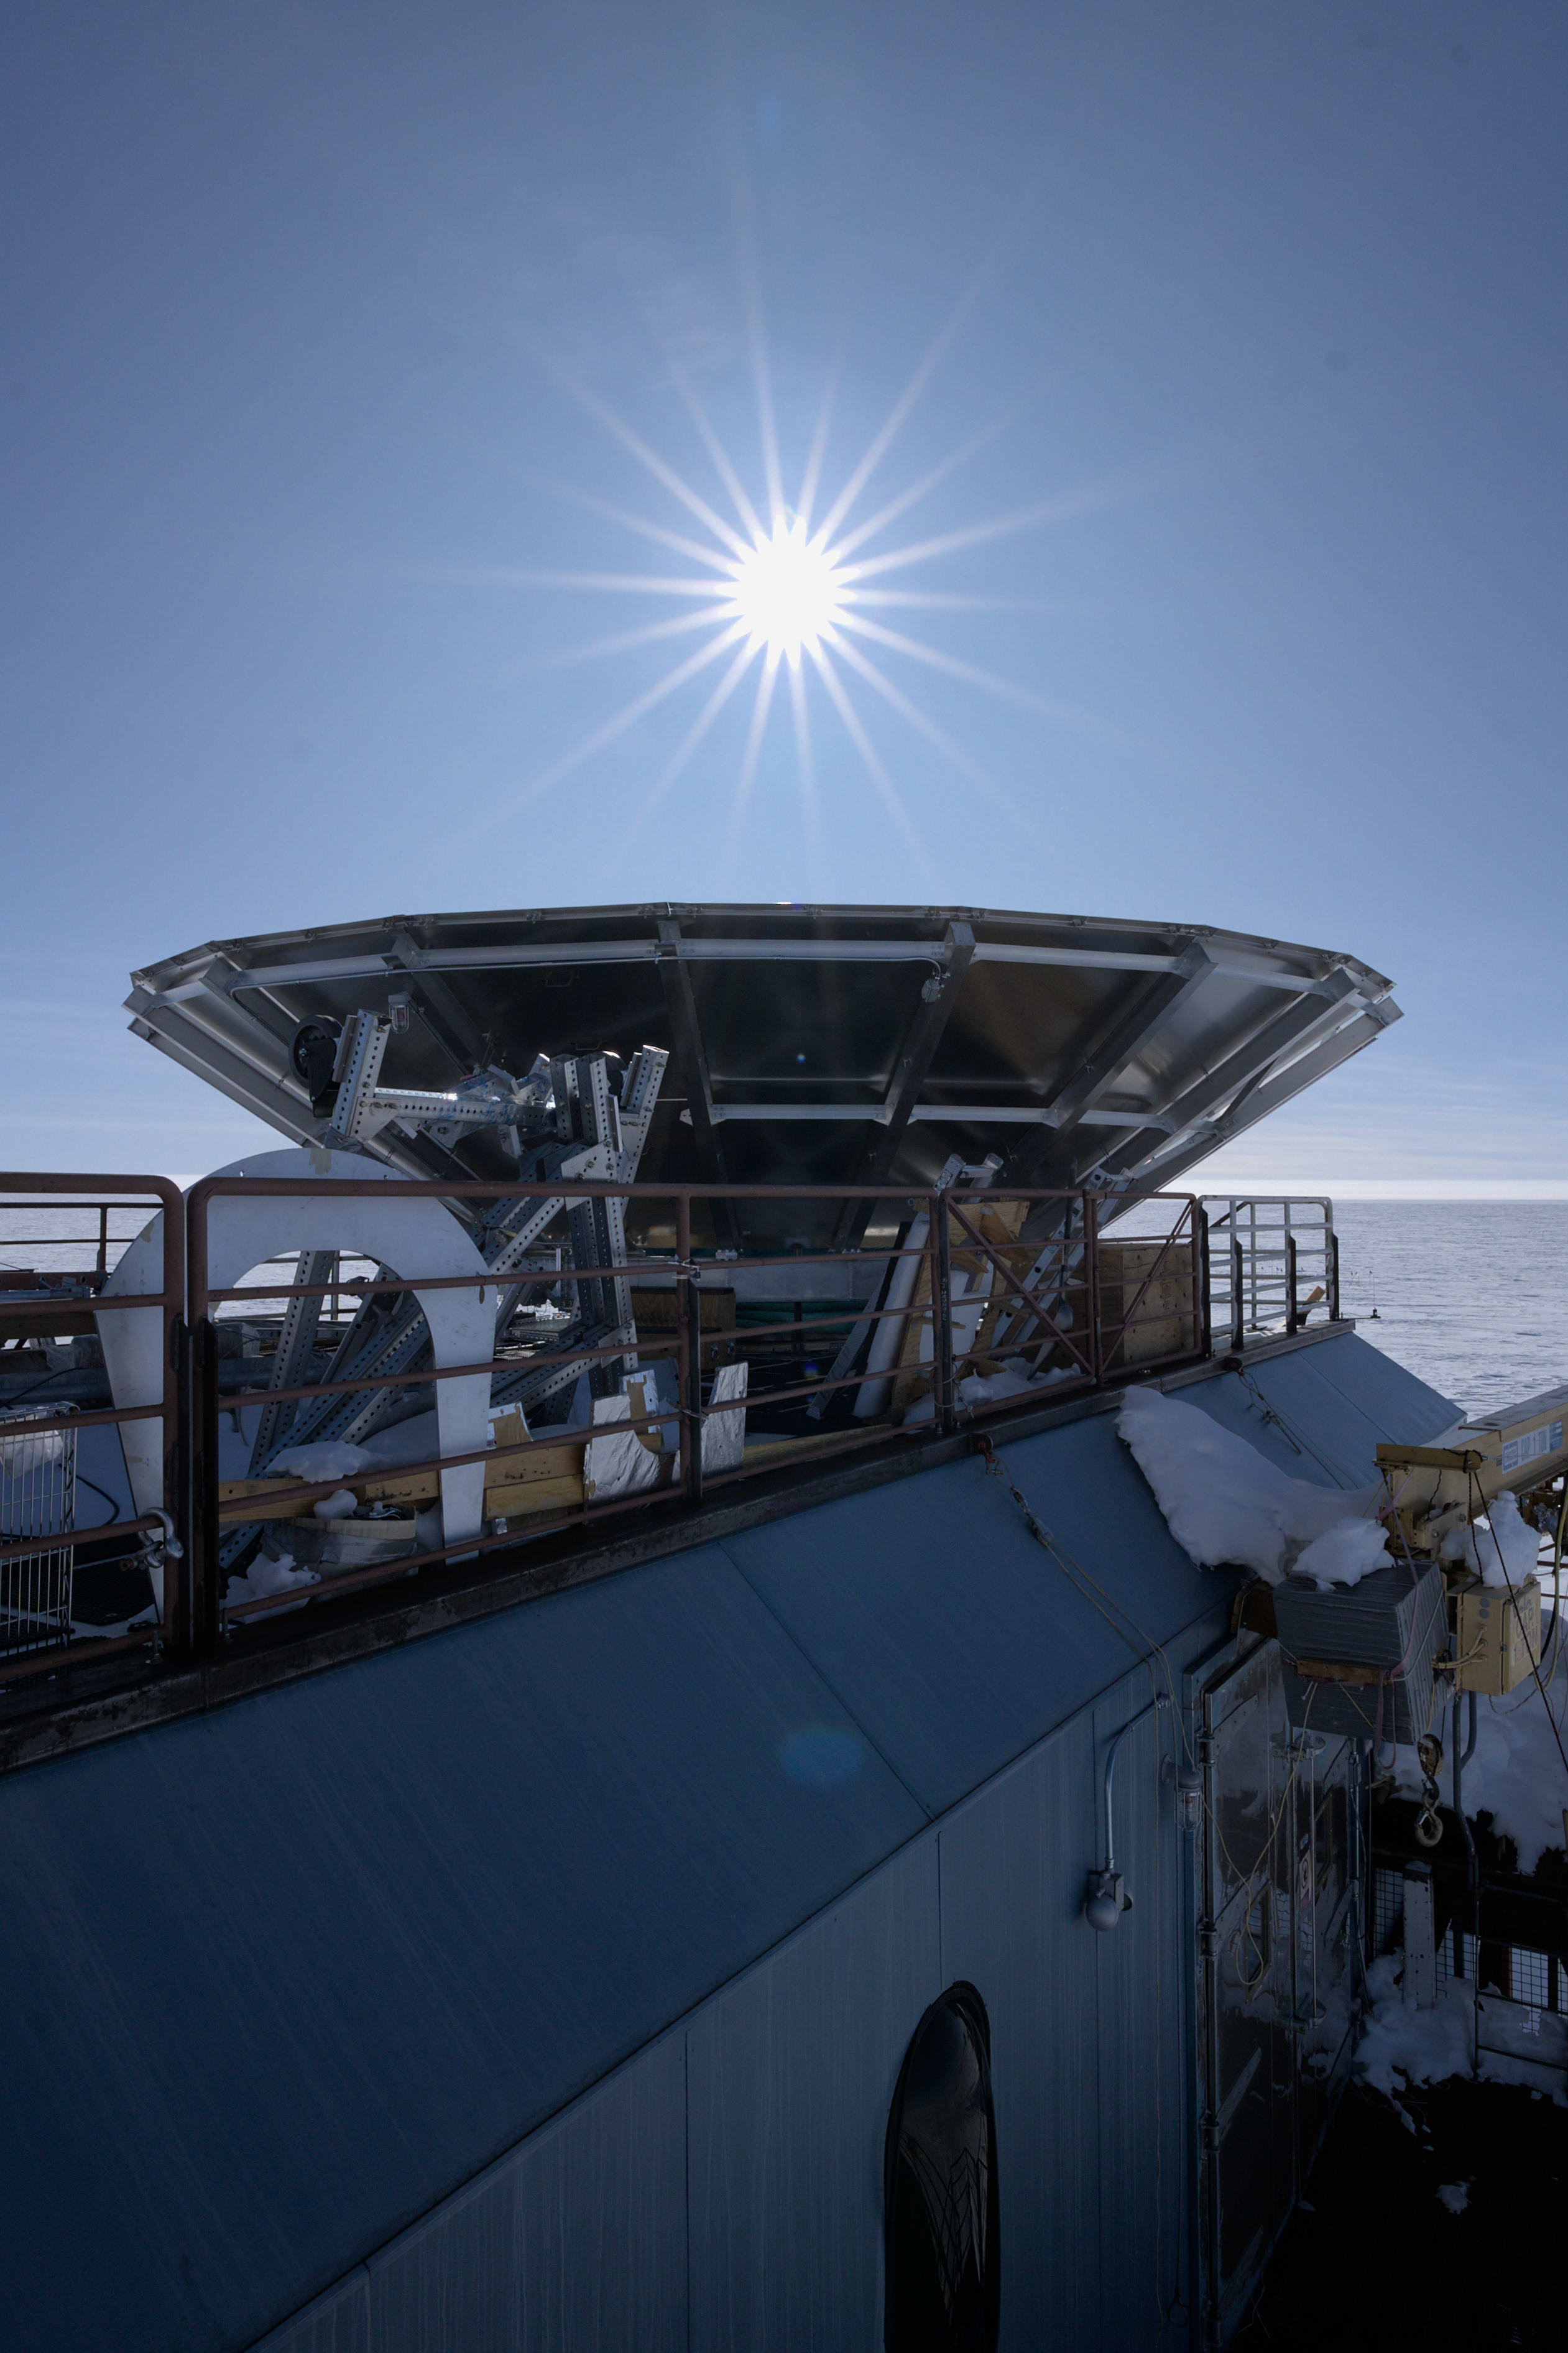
0,1327,1454,2351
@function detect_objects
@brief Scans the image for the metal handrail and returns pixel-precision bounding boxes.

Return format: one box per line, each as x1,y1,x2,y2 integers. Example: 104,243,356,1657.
1,1170,1208,1678
1202,1196,1339,1339
1,1175,184,1679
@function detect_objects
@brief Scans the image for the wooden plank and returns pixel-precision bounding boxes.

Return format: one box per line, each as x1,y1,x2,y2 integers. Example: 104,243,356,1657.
218,1430,590,1522
1375,1444,1485,1471
486,1474,587,1517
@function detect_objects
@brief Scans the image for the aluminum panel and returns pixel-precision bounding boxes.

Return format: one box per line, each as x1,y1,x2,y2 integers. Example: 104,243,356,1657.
1190,1358,1391,1491
366,2035,686,2353
127,904,1398,1229
686,1841,942,2352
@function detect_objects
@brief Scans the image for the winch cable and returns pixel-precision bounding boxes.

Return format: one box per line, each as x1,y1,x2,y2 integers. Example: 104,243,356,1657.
1230,1366,1350,1489
975,1431,1172,1682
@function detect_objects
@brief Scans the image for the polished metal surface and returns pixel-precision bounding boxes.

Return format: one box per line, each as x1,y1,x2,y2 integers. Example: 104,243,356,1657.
127,904,1400,1242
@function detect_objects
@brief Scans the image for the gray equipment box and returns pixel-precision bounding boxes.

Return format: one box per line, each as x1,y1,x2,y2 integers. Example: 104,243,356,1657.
1275,1560,1446,1744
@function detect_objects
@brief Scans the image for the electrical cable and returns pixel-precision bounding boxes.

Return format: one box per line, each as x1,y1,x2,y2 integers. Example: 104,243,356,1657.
75,1474,121,1525
975,1432,1312,1950
0,1363,74,1411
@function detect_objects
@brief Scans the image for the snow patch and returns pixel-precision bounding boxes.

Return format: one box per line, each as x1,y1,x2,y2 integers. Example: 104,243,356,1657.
1293,1515,1393,1591
312,1489,359,1521
224,1550,320,1619
1394,1633,1568,1872
903,1363,1072,1428
1116,1386,1381,1583
266,1415,447,1484
1355,1954,1474,2096
1441,1489,1540,1590
1435,2181,1470,2215
268,1441,373,1482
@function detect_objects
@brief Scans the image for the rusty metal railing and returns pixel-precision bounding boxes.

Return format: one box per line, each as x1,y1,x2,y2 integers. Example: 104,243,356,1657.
185,1175,1206,1646
0,1171,1209,1680
0,1175,184,1682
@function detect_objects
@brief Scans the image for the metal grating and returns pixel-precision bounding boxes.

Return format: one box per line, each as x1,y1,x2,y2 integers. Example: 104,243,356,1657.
1372,1864,1404,1956
1373,1864,1565,2009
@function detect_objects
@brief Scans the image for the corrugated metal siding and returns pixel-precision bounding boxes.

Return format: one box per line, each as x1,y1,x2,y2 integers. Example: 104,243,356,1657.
937,1717,1104,2352
686,1841,941,2351
1089,1678,1190,2351
1195,1357,1393,1488
0,1547,923,2353
1288,1328,1460,1433
718,1415,1215,1817
0,1329,1458,2352
253,2274,369,2353
362,2034,686,2353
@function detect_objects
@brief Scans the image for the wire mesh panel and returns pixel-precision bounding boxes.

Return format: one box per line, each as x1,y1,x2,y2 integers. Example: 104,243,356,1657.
0,1406,77,1657
1436,1931,1480,1991
1371,1865,1404,1957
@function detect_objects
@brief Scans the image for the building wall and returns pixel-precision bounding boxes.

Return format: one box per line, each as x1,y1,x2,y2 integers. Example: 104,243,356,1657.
2,1331,1450,2352
259,1632,1223,2353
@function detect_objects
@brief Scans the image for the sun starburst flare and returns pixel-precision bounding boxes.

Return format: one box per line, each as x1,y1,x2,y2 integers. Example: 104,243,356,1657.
493,303,1140,856
726,519,845,663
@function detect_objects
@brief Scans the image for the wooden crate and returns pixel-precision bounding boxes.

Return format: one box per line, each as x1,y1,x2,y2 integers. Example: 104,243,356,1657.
888,1200,1031,1422
1097,1240,1195,1368
630,1283,737,1371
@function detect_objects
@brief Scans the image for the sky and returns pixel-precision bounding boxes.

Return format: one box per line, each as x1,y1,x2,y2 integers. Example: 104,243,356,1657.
4,1,1564,1193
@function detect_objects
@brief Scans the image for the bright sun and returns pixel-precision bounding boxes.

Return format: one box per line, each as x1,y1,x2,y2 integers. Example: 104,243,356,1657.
727,519,844,665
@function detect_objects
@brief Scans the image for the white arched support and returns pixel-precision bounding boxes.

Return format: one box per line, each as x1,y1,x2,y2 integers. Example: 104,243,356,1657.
98,1150,498,1601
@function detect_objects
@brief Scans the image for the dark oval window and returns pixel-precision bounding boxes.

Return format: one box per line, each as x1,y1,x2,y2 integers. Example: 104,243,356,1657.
884,1981,1000,2352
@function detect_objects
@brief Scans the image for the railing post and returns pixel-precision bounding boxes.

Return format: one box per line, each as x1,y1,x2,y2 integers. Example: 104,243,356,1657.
170,1313,192,1656
1286,1232,1299,1335
1230,1237,1245,1356
677,1195,703,1509
1084,1193,1102,1384
1327,1222,1340,1323
931,1190,956,1435
1196,1205,1212,1359
193,1317,221,1652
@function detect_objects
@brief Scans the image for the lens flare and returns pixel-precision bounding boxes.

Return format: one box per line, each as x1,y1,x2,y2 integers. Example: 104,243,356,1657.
498,295,1133,847
727,520,843,664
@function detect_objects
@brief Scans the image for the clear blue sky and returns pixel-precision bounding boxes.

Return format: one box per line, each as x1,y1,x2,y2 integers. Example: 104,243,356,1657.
4,2,1563,1188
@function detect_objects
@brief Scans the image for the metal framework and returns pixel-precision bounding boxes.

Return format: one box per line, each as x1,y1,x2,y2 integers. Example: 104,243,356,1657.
1203,1196,1339,1349
125,904,1400,1246
1,1167,1236,1678
2,1158,1372,1696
